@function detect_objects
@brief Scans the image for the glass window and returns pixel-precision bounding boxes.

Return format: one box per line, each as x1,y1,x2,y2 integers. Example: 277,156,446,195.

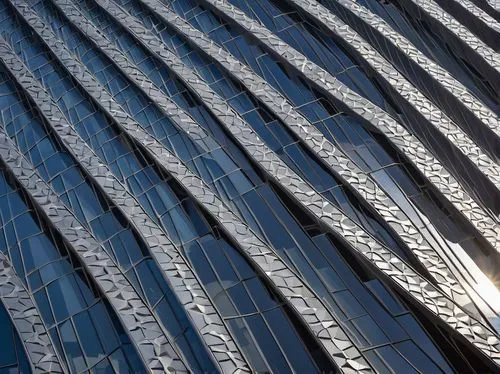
227,283,257,315
245,314,289,372
351,315,389,347
373,345,419,373
59,319,87,373
73,310,105,365
263,308,318,373
227,318,268,373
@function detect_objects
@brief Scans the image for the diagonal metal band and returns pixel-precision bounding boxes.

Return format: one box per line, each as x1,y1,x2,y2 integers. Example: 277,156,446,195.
0,33,248,373
57,0,500,365
101,0,500,326
0,248,63,373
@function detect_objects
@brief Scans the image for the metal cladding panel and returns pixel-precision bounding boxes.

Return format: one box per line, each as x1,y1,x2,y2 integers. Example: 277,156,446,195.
0,0,498,372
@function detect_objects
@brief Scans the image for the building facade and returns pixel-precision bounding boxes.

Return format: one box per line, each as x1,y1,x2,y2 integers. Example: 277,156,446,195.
0,0,498,372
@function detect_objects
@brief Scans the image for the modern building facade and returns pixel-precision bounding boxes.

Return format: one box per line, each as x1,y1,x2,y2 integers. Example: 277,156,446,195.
0,0,498,372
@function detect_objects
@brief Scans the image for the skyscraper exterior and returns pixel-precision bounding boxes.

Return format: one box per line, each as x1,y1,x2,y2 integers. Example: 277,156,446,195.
0,0,498,372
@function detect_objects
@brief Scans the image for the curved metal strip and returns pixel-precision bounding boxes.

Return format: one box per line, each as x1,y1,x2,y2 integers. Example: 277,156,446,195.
398,0,500,70
200,0,500,231
0,249,63,373
0,61,188,373
0,14,248,371
451,0,500,31
452,0,500,27
16,1,371,371
111,0,500,328
131,0,500,251
58,0,500,365
488,0,500,11
432,0,500,49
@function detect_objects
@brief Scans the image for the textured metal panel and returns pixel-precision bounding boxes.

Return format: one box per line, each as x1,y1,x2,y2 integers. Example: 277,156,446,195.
0,248,62,373
399,0,499,69
116,0,499,322
63,0,500,364
488,0,500,11
0,47,189,374
432,0,500,49
0,23,248,372
449,0,500,32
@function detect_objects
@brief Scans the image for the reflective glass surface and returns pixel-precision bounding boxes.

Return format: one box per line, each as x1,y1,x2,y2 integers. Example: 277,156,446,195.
0,301,32,373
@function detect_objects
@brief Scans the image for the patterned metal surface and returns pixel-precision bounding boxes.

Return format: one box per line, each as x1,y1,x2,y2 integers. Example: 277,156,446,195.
0,0,499,372
311,0,500,138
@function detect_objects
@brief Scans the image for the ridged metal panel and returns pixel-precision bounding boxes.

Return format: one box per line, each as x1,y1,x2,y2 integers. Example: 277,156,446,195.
0,8,250,370
108,0,500,329
0,0,498,371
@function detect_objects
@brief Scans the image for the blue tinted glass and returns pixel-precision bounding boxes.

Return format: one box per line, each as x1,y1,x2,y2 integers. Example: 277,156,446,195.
0,301,31,372
244,314,289,372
